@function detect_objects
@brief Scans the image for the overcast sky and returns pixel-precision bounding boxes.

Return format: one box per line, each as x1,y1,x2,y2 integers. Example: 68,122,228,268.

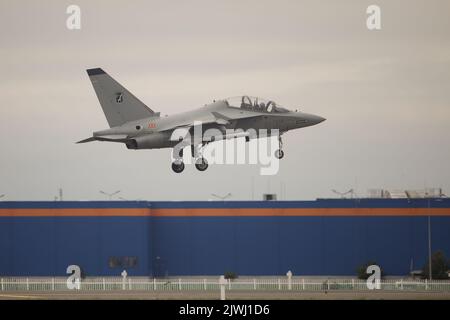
0,0,449,201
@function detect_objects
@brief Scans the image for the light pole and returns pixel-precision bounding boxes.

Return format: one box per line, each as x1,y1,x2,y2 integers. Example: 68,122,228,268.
428,197,432,280
427,197,443,280
211,193,232,201
100,190,121,201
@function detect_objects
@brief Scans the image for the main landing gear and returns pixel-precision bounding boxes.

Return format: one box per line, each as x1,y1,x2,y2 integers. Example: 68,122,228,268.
171,144,209,173
192,143,208,172
195,157,208,172
171,147,185,173
171,160,185,173
274,135,285,159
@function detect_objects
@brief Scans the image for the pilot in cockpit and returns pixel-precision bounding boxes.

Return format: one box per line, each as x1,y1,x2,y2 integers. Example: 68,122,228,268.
241,96,253,109
238,96,281,113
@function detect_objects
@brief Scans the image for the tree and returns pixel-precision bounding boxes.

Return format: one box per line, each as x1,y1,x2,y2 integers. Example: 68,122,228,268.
422,251,449,280
224,271,238,280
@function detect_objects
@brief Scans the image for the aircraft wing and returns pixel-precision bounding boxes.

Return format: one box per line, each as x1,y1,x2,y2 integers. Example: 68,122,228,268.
202,130,250,142
169,125,250,142
210,107,259,120
166,109,259,142
161,109,259,133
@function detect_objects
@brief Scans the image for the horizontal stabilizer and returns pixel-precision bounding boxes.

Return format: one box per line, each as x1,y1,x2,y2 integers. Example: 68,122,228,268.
76,137,96,144
76,135,130,144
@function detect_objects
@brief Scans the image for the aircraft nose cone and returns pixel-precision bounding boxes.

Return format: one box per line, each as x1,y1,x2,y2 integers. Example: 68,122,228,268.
316,115,326,123
307,114,326,125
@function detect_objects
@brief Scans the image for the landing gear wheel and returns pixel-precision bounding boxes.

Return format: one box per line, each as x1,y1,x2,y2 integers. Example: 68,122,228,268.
275,135,284,159
195,158,208,171
171,160,185,173
274,149,284,159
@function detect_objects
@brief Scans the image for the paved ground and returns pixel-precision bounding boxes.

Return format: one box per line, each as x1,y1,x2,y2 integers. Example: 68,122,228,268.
1,290,450,300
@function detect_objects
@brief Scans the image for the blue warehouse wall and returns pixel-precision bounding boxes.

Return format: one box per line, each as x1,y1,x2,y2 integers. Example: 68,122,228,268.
152,216,450,276
0,217,152,276
0,199,449,277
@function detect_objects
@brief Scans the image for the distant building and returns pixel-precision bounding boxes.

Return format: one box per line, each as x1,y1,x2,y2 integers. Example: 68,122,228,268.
368,188,445,199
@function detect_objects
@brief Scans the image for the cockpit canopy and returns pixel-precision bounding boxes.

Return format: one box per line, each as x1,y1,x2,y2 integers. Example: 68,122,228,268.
224,96,291,114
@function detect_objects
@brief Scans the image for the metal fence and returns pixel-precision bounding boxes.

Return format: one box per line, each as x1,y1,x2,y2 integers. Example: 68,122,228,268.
1,277,450,292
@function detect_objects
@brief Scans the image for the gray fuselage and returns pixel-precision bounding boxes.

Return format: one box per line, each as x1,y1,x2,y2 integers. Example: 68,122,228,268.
92,100,325,150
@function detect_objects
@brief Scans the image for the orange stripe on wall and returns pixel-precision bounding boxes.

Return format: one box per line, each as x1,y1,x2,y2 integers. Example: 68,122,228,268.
0,208,151,217
0,208,449,217
151,208,450,217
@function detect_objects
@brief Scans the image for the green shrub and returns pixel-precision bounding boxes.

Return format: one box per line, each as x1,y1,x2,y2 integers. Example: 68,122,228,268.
224,271,238,280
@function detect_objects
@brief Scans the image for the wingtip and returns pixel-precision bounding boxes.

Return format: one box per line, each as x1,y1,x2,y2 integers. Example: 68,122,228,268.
86,68,105,76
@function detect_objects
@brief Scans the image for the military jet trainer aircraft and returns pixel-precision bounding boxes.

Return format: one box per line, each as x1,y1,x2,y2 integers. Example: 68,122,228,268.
78,68,326,173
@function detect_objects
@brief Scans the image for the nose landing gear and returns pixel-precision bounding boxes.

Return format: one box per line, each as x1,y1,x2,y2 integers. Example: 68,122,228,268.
275,149,284,159
274,135,285,159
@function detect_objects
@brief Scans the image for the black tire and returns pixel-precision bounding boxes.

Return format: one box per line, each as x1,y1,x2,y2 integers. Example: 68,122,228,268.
195,158,208,171
171,161,185,173
274,149,284,159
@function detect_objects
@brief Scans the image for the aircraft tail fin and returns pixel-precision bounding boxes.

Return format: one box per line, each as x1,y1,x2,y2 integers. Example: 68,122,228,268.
86,68,157,127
